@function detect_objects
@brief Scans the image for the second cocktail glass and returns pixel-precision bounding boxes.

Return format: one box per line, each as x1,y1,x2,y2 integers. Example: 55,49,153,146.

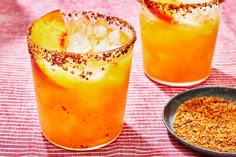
139,0,224,86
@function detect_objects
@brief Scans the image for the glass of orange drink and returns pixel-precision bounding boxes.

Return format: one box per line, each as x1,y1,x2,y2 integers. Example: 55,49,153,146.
139,0,224,86
27,10,136,150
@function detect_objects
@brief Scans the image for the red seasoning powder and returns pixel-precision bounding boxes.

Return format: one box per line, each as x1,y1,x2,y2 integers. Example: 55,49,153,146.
173,96,236,152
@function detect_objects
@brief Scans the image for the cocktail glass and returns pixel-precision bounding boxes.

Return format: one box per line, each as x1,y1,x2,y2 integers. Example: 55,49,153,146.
139,0,224,86
27,10,136,150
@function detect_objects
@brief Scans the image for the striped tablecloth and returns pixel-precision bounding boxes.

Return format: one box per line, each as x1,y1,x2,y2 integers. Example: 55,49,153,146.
0,0,235,156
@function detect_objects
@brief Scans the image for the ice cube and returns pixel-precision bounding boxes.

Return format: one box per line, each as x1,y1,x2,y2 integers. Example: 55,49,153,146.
93,39,111,53
86,22,94,36
66,32,92,54
93,20,108,39
108,29,121,46
108,29,130,48
88,34,99,48
66,17,91,35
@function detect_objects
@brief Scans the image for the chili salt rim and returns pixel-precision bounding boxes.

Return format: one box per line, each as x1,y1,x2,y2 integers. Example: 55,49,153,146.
27,10,136,67
143,0,224,16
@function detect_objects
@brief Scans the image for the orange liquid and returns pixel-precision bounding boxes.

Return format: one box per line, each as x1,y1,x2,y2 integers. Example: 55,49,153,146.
31,52,132,150
139,8,220,85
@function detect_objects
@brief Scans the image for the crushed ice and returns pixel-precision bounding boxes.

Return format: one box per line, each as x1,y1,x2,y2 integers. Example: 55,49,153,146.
66,18,129,54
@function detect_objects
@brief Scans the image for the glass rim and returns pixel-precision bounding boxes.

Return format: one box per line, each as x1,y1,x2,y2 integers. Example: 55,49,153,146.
140,0,224,5
140,0,224,13
27,10,136,66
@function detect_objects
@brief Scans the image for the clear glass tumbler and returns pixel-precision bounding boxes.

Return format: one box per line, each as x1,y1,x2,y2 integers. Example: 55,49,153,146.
27,10,136,150
139,0,224,86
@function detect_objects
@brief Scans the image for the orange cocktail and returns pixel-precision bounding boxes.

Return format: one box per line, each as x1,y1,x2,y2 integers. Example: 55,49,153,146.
139,0,224,86
27,10,136,150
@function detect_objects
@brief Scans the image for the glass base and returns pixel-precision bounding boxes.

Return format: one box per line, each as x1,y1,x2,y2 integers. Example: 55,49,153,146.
42,130,122,151
145,73,209,87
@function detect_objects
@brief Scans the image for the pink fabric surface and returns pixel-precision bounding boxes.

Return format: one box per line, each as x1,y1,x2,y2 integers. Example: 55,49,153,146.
0,0,235,156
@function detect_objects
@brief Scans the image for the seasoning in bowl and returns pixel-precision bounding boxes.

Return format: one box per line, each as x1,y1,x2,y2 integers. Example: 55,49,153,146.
173,96,236,152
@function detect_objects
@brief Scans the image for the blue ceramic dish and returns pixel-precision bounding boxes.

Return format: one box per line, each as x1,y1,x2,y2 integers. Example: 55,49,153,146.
163,86,236,157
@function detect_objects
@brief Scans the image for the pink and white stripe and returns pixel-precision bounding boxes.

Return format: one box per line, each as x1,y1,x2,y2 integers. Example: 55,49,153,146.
0,0,235,156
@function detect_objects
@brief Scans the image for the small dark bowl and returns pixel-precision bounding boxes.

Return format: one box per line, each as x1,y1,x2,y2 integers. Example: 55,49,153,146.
163,86,236,157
